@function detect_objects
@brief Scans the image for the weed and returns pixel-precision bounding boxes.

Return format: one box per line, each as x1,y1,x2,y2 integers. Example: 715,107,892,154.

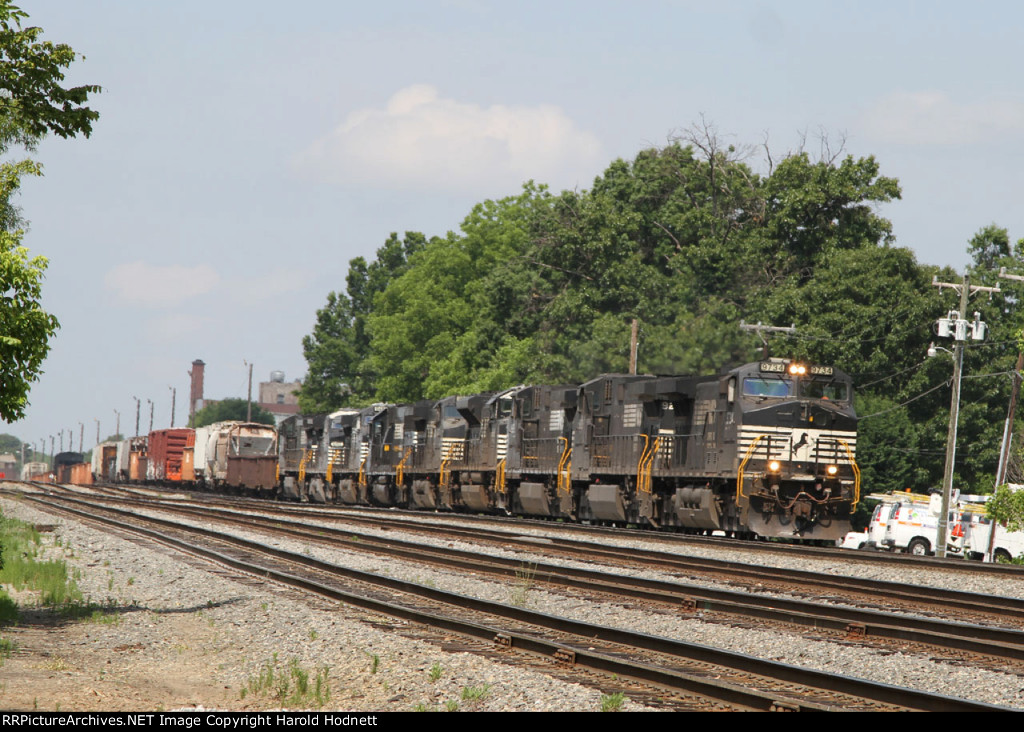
366,652,380,674
461,684,490,702
46,657,70,671
0,513,83,607
428,663,443,683
308,629,318,641
509,561,537,608
411,703,433,712
445,700,459,712
260,602,268,612
0,636,14,664
242,657,330,708
601,692,626,712
127,577,134,586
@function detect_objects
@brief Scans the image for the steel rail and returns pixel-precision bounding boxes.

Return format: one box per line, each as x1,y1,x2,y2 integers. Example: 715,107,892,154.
14,490,1010,712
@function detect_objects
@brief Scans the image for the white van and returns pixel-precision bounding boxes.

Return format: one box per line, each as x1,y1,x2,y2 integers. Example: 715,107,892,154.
872,492,969,556
965,516,1024,562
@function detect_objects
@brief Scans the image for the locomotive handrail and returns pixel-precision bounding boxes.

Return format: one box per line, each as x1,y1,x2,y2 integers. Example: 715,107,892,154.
495,458,507,494
836,438,861,508
396,447,412,486
736,433,767,500
556,437,572,494
636,434,650,492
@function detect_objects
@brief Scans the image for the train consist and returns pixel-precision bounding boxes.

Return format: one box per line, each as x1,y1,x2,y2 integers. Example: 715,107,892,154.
279,359,860,541
42,358,859,541
47,421,279,491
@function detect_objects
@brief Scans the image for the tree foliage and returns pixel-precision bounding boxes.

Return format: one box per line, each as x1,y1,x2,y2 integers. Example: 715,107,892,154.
190,399,275,429
299,125,1024,494
0,3,99,422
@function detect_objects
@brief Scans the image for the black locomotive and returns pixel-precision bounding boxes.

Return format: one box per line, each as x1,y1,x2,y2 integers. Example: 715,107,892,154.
277,359,859,540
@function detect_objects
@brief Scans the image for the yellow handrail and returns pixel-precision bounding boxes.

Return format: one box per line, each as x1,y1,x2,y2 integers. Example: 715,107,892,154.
357,457,367,488
440,458,452,491
641,437,660,494
298,449,312,484
396,447,412,486
495,458,507,494
636,434,651,493
836,438,861,508
736,434,767,500
556,437,572,494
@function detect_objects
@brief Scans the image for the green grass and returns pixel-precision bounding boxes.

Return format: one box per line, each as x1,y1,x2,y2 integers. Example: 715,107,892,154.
461,684,490,702
601,692,626,712
428,662,443,682
240,657,331,708
0,512,84,614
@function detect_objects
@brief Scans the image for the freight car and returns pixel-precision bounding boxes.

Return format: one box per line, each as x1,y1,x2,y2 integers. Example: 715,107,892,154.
277,359,860,541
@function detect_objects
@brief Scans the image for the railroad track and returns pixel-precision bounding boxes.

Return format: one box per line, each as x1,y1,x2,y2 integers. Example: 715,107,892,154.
25,486,1024,666
6,487,1009,712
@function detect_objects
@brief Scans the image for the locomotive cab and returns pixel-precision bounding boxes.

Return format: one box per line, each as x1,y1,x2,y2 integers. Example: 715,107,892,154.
732,359,858,540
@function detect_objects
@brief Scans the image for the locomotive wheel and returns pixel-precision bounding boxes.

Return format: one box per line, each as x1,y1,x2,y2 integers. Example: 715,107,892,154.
907,538,931,556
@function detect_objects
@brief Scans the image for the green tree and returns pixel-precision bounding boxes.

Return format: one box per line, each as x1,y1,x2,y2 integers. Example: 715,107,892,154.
300,232,427,411
190,399,275,428
0,2,99,422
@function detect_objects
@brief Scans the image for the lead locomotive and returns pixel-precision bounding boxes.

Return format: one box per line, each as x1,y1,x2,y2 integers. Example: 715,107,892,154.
277,359,859,540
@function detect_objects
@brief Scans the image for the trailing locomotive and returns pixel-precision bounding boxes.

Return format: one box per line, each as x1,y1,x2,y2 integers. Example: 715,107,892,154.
278,359,859,541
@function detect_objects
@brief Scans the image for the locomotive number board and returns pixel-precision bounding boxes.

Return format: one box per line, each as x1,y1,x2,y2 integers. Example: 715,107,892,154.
759,362,834,376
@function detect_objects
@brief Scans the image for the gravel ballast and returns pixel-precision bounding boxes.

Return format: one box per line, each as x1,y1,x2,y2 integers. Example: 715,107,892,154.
3,491,1024,711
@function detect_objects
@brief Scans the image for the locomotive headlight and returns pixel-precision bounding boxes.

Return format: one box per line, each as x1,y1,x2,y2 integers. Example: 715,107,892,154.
826,464,838,476
788,363,807,375
768,460,781,473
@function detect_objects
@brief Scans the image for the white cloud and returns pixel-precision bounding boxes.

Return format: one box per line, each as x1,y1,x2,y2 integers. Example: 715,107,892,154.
292,84,604,193
104,261,220,307
861,91,1024,145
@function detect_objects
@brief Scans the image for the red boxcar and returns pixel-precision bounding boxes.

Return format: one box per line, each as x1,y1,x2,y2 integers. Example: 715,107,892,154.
147,428,194,481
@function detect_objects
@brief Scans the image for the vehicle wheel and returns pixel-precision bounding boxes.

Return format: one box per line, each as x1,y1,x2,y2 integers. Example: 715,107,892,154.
995,548,1013,563
907,538,931,556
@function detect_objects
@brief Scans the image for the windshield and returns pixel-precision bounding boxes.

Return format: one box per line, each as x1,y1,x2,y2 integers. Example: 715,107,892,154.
800,380,849,401
743,377,793,398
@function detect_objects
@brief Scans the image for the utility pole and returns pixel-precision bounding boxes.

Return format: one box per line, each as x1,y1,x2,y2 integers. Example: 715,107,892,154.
113,410,120,440
78,422,83,453
133,396,140,438
628,319,639,374
739,321,796,358
169,386,176,428
245,360,253,422
147,398,154,433
95,419,100,446
931,273,999,557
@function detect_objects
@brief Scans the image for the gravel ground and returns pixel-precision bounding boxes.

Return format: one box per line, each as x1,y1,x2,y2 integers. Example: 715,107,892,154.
4,489,1024,711
0,494,654,712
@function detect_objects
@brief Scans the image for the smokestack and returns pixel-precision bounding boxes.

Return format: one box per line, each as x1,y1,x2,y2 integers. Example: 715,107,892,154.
189,359,205,424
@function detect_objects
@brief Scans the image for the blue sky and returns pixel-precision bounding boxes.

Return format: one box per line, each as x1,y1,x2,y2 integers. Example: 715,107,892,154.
8,0,1024,451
